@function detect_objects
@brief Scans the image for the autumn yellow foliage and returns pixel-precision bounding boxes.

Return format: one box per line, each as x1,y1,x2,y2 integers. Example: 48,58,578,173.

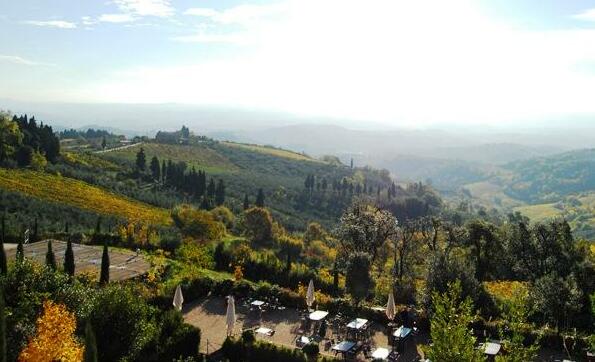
0,169,171,225
484,280,529,302
19,300,84,362
297,282,332,306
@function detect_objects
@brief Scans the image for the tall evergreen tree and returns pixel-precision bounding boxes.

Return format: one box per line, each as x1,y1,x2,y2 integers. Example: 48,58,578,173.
0,288,5,362
199,171,207,197
45,240,56,270
135,147,146,171
207,178,216,199
15,239,24,263
243,194,250,210
215,179,225,206
64,239,75,277
84,322,98,362
256,188,265,208
32,217,39,243
95,216,102,235
101,136,107,150
150,156,160,180
200,195,210,210
161,160,167,183
99,243,109,285
0,212,6,275
64,221,69,233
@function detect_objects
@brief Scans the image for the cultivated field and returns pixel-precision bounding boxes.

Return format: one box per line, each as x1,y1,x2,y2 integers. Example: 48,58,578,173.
0,169,171,225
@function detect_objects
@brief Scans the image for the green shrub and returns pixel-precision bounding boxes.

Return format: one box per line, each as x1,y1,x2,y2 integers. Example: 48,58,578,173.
241,329,256,344
151,310,200,361
221,337,308,362
302,343,319,359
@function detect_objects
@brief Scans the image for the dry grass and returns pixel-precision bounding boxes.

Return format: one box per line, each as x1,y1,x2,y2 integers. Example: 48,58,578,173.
222,142,319,162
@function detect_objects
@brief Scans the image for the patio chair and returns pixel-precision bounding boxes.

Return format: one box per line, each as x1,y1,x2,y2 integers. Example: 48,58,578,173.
388,350,400,361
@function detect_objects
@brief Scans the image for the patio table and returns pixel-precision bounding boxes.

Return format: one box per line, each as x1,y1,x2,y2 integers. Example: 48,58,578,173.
251,300,265,307
299,336,311,345
371,347,390,359
483,342,501,356
332,341,356,353
346,318,368,329
255,327,274,336
393,326,412,339
309,310,329,321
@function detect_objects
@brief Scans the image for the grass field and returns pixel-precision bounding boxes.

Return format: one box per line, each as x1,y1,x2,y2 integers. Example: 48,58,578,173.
222,142,320,162
512,203,563,221
108,142,237,173
463,181,524,209
0,169,171,225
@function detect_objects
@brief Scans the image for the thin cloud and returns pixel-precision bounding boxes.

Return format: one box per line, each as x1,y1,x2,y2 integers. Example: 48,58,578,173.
573,8,595,21
0,55,54,66
24,20,76,28
172,32,249,44
98,13,136,23
183,4,289,26
113,0,174,17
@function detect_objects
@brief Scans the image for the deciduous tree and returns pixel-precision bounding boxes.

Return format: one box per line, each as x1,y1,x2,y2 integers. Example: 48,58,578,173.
243,207,273,245
18,300,84,362
425,281,485,362
345,252,374,306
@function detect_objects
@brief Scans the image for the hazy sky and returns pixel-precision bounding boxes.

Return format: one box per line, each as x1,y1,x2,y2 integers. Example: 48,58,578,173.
2,0,595,126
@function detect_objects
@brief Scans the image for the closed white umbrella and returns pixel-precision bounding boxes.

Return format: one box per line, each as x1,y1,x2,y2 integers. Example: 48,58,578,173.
306,279,315,310
226,296,236,336
173,285,184,311
386,291,396,321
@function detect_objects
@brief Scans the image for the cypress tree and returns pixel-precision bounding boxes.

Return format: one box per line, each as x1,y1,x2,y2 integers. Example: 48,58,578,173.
200,195,210,210
0,213,6,275
32,217,39,243
150,156,160,180
95,216,102,235
256,188,265,208
84,321,98,362
207,178,216,199
45,239,56,270
215,179,225,206
99,243,109,285
243,194,250,210
64,239,75,277
0,289,5,362
15,239,24,263
135,147,146,171
161,160,167,183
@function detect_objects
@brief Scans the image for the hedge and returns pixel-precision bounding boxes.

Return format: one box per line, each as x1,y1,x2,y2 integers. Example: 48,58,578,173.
221,337,337,362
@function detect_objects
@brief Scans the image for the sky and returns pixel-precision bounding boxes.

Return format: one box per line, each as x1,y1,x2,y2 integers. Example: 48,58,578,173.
2,0,595,127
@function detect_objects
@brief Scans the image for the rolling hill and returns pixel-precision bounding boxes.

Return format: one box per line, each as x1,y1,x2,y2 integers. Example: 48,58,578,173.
459,149,595,239
0,169,171,225
99,138,394,230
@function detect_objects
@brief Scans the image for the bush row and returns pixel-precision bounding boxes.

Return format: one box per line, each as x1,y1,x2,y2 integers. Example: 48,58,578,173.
213,243,340,295
221,337,337,362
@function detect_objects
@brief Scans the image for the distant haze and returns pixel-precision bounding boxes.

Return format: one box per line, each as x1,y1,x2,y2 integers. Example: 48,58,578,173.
4,1,595,126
